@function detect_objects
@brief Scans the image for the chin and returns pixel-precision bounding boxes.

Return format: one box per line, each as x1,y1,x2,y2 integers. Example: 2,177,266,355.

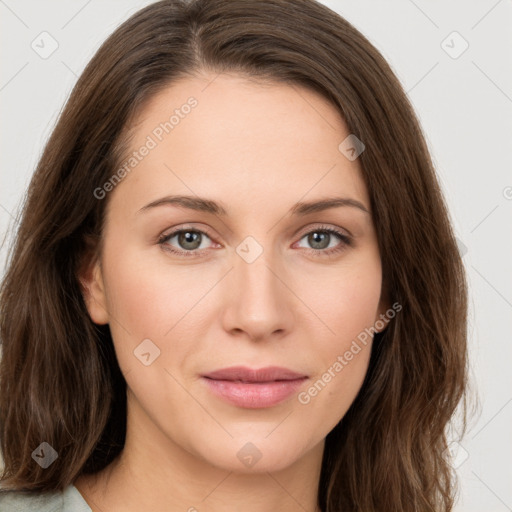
194,436,309,474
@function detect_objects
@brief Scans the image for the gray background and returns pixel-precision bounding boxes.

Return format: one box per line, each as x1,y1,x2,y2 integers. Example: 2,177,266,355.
1,1,511,510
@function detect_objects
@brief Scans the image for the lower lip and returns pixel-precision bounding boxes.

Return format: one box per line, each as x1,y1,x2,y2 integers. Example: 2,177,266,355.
202,377,307,408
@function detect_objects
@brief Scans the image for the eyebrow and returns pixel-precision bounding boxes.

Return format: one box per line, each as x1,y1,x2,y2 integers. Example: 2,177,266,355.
138,195,370,216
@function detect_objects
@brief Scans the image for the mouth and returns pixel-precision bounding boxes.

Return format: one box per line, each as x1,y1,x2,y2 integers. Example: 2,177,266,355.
201,366,308,409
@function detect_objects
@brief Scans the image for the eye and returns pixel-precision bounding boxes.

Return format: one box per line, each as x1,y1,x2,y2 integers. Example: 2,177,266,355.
294,225,352,257
158,224,353,258
158,227,215,257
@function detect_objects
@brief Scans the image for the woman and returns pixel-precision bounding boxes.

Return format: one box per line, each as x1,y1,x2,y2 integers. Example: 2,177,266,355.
0,0,469,510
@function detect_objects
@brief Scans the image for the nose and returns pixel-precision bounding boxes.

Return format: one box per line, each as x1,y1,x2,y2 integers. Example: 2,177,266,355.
220,244,295,342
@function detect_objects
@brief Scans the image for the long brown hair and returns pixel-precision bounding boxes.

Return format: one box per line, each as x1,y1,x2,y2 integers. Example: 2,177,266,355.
0,0,471,509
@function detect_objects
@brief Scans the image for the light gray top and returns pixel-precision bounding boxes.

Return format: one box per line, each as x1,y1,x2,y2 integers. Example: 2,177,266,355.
0,484,91,511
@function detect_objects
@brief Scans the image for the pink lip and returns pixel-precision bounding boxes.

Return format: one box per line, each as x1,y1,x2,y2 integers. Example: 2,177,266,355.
201,366,308,409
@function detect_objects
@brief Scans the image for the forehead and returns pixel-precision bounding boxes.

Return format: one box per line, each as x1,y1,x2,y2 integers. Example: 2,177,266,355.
108,72,370,219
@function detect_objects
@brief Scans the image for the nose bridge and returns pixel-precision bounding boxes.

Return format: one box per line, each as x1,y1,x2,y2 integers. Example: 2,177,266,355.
223,234,292,338
236,235,284,306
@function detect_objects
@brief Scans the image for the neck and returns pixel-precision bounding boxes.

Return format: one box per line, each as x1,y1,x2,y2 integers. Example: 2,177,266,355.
75,394,325,512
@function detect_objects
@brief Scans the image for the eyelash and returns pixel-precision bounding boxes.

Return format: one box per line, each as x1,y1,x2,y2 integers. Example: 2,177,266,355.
157,224,352,259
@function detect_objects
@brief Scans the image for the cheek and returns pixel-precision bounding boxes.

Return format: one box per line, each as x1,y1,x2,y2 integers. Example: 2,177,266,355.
100,240,239,387
296,344,371,434
295,256,382,347
103,246,211,335
292,259,381,418
295,283,377,431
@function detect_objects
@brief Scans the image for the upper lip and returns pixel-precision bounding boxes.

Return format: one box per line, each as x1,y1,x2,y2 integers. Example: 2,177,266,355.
202,366,307,383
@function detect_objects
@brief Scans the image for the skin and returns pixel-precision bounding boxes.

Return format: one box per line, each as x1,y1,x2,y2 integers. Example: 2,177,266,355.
75,72,389,512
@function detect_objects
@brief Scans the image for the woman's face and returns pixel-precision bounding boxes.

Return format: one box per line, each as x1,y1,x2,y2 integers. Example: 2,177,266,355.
83,72,388,473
